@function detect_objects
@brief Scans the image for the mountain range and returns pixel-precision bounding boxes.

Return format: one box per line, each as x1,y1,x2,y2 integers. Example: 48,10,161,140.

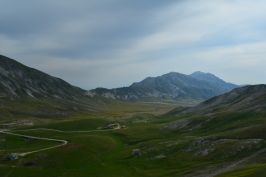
0,55,238,103
88,71,238,101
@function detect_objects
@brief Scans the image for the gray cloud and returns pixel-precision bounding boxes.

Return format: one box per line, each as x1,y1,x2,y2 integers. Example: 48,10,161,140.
0,0,266,89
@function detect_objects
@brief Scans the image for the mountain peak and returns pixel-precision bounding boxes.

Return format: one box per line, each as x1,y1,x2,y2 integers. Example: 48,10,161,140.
190,71,219,79
89,71,238,101
191,71,208,75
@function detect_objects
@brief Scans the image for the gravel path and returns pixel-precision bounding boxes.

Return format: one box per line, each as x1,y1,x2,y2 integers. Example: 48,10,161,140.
0,127,120,157
0,130,68,157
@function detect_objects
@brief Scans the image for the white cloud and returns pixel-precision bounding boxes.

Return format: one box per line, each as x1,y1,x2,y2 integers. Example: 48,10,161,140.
1,0,266,88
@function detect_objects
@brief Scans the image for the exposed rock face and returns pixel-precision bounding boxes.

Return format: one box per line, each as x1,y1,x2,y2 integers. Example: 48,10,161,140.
87,72,238,101
0,55,86,99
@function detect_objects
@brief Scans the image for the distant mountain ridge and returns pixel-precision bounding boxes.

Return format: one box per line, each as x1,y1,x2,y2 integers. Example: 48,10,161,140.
0,54,238,103
0,55,86,99
88,71,238,101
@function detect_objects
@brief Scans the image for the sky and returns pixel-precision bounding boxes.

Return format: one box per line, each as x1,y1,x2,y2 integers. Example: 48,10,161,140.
1,0,266,89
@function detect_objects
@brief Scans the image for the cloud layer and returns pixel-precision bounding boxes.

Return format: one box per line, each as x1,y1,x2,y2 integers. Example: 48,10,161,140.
1,0,266,89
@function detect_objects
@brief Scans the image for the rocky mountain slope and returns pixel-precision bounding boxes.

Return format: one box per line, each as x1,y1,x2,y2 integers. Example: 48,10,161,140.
0,55,99,118
172,84,266,115
88,72,238,101
0,55,86,99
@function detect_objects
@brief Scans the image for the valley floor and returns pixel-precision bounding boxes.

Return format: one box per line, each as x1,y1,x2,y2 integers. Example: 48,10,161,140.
1,113,266,177
0,106,266,177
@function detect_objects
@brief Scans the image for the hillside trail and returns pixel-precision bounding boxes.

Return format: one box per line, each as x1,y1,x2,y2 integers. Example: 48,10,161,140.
184,148,266,177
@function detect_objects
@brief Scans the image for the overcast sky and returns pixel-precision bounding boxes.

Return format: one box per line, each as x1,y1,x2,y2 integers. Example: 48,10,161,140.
1,0,266,89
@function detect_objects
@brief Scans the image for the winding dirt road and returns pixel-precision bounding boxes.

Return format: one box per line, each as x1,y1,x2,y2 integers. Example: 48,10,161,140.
0,127,120,157
0,130,68,157
13,127,120,133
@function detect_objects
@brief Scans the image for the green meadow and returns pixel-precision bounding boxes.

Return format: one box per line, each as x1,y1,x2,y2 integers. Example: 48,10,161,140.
1,109,266,177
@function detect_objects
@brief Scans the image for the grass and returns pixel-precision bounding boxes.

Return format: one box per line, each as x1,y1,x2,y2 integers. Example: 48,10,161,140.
1,106,266,176
0,134,59,154
217,164,266,177
0,117,203,177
